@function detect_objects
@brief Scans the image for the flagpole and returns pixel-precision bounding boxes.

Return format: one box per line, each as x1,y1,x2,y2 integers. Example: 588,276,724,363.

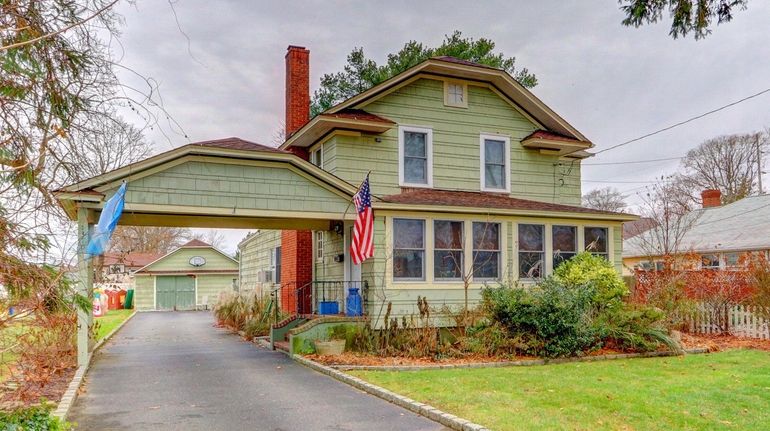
342,170,372,220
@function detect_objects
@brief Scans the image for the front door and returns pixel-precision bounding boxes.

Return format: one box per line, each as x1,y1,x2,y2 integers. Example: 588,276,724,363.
156,276,196,311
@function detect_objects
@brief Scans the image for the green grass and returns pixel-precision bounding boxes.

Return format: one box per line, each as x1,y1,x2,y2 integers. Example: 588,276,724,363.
0,324,27,383
351,350,770,431
94,309,134,341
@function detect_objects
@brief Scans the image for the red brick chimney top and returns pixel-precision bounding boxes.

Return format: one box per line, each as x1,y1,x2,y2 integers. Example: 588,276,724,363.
285,45,310,143
701,189,722,208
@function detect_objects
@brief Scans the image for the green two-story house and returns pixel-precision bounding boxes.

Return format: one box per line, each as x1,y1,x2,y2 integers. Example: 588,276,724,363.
237,46,634,324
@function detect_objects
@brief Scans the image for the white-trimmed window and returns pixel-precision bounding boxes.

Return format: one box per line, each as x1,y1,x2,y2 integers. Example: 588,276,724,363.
724,252,742,269
444,81,467,108
393,219,425,280
315,231,324,262
584,227,609,259
480,134,510,192
701,254,720,269
518,224,544,278
398,126,433,187
552,225,577,269
434,220,464,280
472,222,501,280
310,145,323,167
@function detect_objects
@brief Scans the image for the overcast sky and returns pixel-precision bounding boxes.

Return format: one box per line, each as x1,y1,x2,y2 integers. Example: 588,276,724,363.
112,1,770,252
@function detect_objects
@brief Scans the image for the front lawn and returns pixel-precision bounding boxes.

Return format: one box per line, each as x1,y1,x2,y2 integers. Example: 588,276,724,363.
94,309,134,341
350,350,770,430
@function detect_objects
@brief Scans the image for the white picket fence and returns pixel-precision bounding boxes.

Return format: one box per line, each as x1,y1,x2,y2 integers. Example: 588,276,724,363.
691,304,770,340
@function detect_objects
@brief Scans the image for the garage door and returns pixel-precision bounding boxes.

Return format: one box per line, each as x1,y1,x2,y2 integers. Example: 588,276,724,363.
156,276,196,311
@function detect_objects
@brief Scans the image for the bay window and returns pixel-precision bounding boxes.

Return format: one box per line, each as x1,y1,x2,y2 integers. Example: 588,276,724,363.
434,220,464,280
519,224,544,278
393,219,425,280
472,222,500,279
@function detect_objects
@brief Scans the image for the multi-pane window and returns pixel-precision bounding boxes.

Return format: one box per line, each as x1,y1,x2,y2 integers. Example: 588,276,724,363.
552,225,577,268
518,224,544,278
480,135,509,191
393,219,425,280
584,227,608,259
701,254,720,269
434,220,464,280
315,231,324,262
472,222,501,279
445,82,466,107
400,126,432,186
724,252,741,268
271,246,281,283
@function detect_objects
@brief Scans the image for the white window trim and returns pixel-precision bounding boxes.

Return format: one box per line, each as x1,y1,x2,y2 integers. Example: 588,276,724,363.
310,143,324,168
392,218,427,282
398,125,434,188
443,80,468,108
315,231,324,262
479,133,511,193
433,219,465,282
472,221,502,282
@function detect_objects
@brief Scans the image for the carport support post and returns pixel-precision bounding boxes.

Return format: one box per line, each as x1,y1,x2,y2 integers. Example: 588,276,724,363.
77,206,94,367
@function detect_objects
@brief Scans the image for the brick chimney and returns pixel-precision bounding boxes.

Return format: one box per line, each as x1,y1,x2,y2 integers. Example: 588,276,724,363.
701,189,722,208
281,45,312,314
285,45,310,139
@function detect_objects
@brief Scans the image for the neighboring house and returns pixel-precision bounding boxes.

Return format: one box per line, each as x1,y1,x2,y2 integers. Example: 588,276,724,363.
133,239,239,311
96,252,162,286
57,45,636,328
623,190,770,275
238,230,281,295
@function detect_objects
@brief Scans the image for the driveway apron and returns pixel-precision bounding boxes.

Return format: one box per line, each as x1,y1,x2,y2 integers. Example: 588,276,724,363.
69,312,447,431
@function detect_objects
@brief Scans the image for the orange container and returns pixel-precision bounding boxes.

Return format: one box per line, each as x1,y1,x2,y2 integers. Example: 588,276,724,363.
106,290,122,311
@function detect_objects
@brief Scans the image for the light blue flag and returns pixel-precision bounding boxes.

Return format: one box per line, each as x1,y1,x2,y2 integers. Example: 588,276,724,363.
86,182,127,256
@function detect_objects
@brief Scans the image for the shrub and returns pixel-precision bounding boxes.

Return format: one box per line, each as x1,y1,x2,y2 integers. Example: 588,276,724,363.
553,252,628,307
0,403,73,430
459,322,525,357
593,305,679,352
482,280,600,358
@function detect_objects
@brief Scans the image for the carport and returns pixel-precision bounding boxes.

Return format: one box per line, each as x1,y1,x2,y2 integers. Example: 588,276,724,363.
56,137,359,366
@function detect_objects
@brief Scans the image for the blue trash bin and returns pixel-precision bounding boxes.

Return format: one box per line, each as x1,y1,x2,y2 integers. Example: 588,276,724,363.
346,288,362,316
318,301,339,315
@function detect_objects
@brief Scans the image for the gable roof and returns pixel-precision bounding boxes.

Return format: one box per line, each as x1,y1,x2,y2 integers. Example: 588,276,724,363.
135,240,238,274
102,252,163,268
623,194,770,257
379,189,636,221
181,239,211,248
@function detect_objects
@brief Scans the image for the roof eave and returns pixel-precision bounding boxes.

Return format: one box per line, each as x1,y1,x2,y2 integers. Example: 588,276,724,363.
279,116,395,150
374,201,638,222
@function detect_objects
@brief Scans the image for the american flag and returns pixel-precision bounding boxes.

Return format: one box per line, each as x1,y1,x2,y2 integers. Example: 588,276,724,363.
351,175,374,265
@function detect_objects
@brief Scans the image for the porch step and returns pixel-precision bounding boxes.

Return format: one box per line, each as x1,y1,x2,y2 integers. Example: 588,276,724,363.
274,340,290,353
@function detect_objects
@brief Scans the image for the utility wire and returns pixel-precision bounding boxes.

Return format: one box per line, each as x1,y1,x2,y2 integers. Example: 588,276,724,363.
581,156,683,166
594,87,770,155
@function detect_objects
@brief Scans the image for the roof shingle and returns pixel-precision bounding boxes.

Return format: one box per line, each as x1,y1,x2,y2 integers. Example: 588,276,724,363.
381,189,631,216
188,137,287,153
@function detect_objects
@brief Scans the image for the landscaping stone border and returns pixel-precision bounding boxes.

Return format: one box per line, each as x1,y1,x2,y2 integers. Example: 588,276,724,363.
326,348,710,371
294,355,491,431
53,311,137,420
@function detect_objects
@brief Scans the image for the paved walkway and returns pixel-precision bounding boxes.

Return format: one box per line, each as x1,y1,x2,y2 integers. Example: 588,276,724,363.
69,312,446,431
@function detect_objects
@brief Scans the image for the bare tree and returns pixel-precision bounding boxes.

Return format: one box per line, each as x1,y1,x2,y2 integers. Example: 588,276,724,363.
191,229,228,250
628,178,702,266
675,131,768,206
109,226,193,255
582,187,628,212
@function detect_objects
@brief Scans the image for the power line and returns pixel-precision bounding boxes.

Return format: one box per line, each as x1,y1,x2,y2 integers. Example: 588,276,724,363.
595,87,770,155
581,156,683,166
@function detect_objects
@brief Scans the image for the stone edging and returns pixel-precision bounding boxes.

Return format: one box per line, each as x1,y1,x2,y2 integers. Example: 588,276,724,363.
53,310,137,420
328,348,710,371
294,355,491,431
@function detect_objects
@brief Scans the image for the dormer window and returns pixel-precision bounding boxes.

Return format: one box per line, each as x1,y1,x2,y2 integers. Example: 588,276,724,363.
310,145,323,167
480,134,510,192
398,125,433,187
444,81,468,108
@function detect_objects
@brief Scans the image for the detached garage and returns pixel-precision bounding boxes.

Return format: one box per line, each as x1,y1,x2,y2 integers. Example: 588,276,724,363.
134,239,239,311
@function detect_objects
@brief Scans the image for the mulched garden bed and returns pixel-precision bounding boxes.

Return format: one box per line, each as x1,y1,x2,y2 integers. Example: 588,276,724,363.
305,334,770,368
0,366,76,411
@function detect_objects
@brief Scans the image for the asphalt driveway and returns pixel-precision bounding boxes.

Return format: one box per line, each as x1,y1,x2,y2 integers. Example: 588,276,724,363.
69,312,446,431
